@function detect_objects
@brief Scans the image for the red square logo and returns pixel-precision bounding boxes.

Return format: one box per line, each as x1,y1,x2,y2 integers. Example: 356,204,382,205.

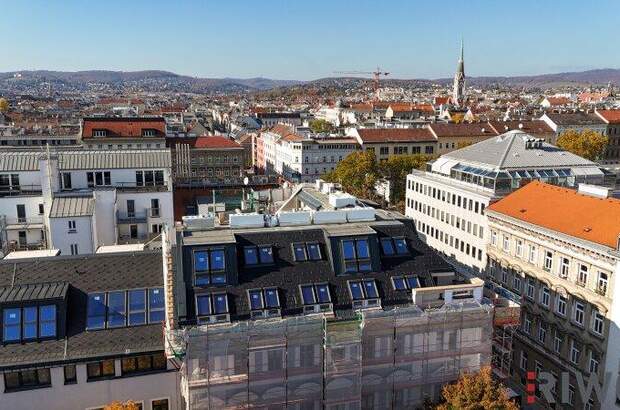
527,371,537,380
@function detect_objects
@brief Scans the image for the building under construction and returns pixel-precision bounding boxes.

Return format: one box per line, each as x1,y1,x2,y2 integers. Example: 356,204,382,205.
162,184,497,409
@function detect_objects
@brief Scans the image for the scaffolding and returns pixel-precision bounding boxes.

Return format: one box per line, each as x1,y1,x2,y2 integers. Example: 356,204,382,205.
175,300,494,410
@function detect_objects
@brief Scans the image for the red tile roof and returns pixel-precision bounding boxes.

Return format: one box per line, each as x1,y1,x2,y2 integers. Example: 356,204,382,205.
544,96,571,106
388,103,434,113
356,128,436,143
487,181,620,249
428,123,497,138
595,109,620,124
82,117,165,139
193,136,242,149
487,120,554,136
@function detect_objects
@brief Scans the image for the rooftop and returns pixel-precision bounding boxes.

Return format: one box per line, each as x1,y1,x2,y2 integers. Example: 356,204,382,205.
82,116,166,139
487,181,620,250
544,112,605,126
355,128,436,143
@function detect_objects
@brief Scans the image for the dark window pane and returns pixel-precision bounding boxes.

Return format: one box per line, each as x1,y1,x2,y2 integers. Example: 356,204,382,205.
122,358,137,374
211,274,226,284
249,290,263,310
95,172,103,186
195,274,210,286
363,280,378,298
213,294,228,314
356,240,370,259
128,289,146,326
64,365,77,383
36,368,51,385
307,243,321,260
259,246,273,263
394,238,408,254
87,362,101,378
152,399,169,410
196,295,211,316
104,172,111,185
23,306,38,339
155,170,164,185
20,370,37,386
39,305,57,337
3,308,21,341
107,291,126,328
102,359,115,376
149,288,165,323
349,282,364,300
342,240,355,260
316,284,331,303
344,261,358,273
301,285,315,304
152,352,167,370
358,260,372,272
393,277,407,290
87,293,106,330
244,247,258,265
380,238,395,255
194,251,209,272
264,288,279,308
210,250,225,271
137,355,152,371
406,277,420,289
4,372,19,389
293,244,307,261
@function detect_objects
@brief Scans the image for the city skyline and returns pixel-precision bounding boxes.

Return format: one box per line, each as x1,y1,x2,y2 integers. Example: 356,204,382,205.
1,0,619,80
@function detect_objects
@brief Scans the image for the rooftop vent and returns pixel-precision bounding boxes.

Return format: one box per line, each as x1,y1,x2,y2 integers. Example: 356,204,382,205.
518,123,524,129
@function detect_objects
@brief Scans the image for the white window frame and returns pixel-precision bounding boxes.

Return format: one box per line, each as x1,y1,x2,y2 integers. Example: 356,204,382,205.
592,310,604,335
573,301,585,326
540,286,550,308
528,244,537,264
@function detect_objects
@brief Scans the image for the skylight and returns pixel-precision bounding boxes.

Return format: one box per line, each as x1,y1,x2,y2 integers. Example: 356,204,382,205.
86,287,164,331
342,239,372,273
244,245,274,265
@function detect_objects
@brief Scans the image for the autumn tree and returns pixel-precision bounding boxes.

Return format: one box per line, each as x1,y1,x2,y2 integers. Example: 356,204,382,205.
451,113,465,124
104,400,141,410
0,98,8,113
309,119,335,133
435,366,518,410
379,154,433,206
556,128,609,161
323,150,379,200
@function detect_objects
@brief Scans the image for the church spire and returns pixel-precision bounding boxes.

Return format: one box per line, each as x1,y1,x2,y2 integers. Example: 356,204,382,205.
453,39,466,107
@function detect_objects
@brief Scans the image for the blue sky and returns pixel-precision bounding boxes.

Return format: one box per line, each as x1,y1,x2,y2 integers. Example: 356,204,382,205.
1,0,618,80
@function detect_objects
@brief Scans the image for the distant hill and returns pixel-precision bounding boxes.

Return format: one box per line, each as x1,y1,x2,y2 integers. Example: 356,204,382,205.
2,68,620,94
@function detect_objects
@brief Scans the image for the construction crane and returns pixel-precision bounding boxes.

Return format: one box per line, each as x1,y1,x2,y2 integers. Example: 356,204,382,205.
334,66,390,95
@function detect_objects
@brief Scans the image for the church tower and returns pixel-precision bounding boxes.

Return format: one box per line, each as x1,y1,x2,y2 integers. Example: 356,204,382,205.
452,39,465,106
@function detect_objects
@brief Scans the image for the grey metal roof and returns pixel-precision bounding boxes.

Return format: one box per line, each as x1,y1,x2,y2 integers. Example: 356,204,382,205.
0,282,69,304
544,112,605,126
49,196,95,218
443,130,596,170
0,149,171,172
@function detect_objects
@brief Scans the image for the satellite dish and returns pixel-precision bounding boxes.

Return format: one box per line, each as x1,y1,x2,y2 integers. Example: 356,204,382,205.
243,177,249,186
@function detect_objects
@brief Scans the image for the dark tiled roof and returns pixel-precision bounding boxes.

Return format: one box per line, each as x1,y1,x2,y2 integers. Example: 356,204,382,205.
0,251,164,370
0,282,68,303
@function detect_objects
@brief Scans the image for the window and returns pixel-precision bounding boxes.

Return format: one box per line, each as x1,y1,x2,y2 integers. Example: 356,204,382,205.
392,276,420,291
3,368,51,391
556,295,567,316
523,315,531,334
528,245,537,264
196,293,229,317
86,171,111,187
380,237,408,256
148,288,165,323
589,351,600,374
597,272,608,295
128,289,147,326
540,287,550,308
244,245,274,265
87,293,106,330
87,359,115,380
292,242,321,262
570,340,581,364
342,239,372,273
121,352,167,375
544,251,553,272
592,310,604,335
64,365,77,384
3,305,56,342
538,323,547,344
248,288,280,311
135,170,165,187
193,249,226,285
38,203,44,214
348,280,379,302
559,257,569,278
300,283,331,305
93,129,107,137
574,301,585,326
107,291,126,328
152,399,169,410
526,279,535,299
142,129,156,137
68,220,77,232
70,243,78,255
554,332,562,354
502,235,510,252
491,231,497,246
578,264,588,286
516,239,523,257
519,351,527,370
513,276,521,292
61,172,72,189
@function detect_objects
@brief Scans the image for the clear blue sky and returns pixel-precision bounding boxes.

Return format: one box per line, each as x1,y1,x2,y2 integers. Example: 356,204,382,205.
1,0,618,80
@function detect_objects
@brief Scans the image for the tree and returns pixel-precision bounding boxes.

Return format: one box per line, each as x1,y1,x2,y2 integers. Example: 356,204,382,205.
323,150,379,199
379,154,433,206
556,128,609,161
309,119,334,134
451,113,465,124
0,98,8,113
104,401,141,410
435,366,519,410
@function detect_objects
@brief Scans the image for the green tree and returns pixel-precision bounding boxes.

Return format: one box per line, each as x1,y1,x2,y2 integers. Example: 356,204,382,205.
323,150,378,199
556,128,609,161
436,366,519,410
309,119,335,133
379,154,433,206
0,98,8,113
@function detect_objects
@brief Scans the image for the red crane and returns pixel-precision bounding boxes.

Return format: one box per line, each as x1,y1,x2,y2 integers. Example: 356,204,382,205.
334,66,390,95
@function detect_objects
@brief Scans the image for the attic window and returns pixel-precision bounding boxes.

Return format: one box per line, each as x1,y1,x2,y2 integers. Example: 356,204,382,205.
86,287,164,330
348,280,380,309
193,249,226,286
93,129,107,137
342,239,371,273
196,293,229,316
380,237,409,256
244,245,274,265
392,276,420,291
142,129,156,137
292,242,322,261
248,288,281,319
2,305,57,342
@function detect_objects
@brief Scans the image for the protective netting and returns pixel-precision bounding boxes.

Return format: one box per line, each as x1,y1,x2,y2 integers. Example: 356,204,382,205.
178,301,493,410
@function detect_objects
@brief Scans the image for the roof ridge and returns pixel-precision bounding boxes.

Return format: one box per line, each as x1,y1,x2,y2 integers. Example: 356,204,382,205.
497,132,518,168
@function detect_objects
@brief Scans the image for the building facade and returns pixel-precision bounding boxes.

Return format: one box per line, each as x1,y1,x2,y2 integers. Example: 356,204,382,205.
81,117,167,150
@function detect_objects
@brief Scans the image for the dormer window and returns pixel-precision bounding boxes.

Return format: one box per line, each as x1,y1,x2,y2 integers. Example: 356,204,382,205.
86,287,164,330
93,129,107,137
142,129,156,137
392,276,420,291
380,237,409,256
342,239,371,273
348,279,380,309
193,249,226,286
244,245,274,266
196,293,230,324
2,304,57,342
248,288,281,319
300,283,332,314
292,242,322,261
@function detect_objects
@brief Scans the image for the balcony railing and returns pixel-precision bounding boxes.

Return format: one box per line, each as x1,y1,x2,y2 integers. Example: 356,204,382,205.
4,216,45,226
0,185,43,197
116,210,147,224
148,207,161,218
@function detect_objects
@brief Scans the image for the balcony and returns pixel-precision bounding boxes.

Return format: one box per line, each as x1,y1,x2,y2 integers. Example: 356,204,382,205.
411,277,485,309
4,216,45,229
118,233,161,244
114,181,169,192
116,210,147,224
0,184,43,197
